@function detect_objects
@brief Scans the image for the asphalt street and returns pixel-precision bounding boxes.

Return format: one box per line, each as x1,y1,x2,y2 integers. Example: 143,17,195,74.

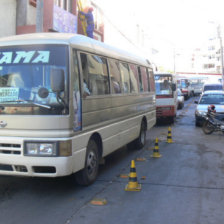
1,96,224,224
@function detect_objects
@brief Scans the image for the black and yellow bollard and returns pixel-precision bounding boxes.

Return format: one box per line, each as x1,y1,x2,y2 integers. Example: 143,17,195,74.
167,126,174,143
125,160,141,191
151,138,162,158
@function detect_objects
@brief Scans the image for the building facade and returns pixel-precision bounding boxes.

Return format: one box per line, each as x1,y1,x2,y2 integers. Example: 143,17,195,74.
202,37,222,74
0,0,17,38
0,0,104,41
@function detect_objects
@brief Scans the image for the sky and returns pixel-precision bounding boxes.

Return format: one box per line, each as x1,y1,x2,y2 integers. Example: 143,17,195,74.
93,0,224,70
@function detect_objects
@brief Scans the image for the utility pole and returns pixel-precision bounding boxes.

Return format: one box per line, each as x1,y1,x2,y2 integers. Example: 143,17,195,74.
173,48,176,74
36,0,44,32
217,25,224,87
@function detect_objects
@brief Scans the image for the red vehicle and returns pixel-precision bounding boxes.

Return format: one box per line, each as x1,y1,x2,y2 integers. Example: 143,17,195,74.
155,73,177,123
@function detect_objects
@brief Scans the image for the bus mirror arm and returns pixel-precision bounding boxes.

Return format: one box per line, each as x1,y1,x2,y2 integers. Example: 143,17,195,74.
51,68,65,93
56,93,68,112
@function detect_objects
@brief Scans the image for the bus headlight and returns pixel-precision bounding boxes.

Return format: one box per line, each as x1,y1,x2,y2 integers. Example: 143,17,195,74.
24,142,57,156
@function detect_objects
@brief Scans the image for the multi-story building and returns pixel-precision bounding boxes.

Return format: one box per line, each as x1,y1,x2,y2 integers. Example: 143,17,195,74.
0,0,104,40
0,0,159,70
202,37,222,74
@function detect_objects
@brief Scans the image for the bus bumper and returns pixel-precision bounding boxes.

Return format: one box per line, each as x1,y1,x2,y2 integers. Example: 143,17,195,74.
0,137,86,178
0,155,75,177
156,106,175,118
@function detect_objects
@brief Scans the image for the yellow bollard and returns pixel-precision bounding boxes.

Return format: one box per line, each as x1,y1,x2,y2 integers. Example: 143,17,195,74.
151,138,162,158
167,126,174,143
125,160,141,191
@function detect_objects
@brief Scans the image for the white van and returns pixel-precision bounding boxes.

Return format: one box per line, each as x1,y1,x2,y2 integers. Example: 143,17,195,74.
202,83,223,93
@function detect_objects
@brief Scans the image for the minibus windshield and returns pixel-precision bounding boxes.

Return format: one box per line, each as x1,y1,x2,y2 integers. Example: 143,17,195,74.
0,44,68,115
155,75,173,95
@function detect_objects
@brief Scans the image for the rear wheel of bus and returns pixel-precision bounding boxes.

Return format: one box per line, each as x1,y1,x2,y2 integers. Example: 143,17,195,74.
75,139,99,186
134,120,147,149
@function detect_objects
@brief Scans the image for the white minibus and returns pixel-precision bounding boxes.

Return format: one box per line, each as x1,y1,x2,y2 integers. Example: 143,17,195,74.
0,33,156,185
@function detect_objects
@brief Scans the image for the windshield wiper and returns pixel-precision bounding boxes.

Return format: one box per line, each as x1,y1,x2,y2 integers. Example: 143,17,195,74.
0,99,51,109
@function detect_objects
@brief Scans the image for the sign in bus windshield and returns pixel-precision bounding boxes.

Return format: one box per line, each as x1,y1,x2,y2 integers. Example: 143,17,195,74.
0,51,50,65
0,45,67,66
0,87,19,102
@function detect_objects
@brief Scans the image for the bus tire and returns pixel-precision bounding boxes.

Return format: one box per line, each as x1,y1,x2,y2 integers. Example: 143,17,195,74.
75,139,99,186
134,121,146,149
169,116,174,124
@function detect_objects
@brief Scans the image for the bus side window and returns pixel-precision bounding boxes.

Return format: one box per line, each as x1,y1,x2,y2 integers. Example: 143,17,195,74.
140,67,149,92
138,66,143,92
129,64,139,93
72,50,81,131
120,62,130,94
87,54,109,95
146,68,151,92
108,59,122,94
80,53,90,97
148,69,155,92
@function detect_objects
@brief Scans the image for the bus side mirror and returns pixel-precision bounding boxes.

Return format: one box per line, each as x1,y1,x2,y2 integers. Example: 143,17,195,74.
194,100,198,104
51,68,65,93
172,83,176,91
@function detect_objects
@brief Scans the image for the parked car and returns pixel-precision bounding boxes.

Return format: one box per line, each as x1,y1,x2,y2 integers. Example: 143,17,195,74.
177,88,184,109
177,79,193,100
194,90,224,126
202,82,223,93
189,76,208,96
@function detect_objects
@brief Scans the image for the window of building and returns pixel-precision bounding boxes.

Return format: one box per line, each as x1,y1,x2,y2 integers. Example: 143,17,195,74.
108,59,122,94
91,3,103,31
204,64,215,69
54,0,71,12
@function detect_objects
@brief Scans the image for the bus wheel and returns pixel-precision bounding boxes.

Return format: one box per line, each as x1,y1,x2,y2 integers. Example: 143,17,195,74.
75,139,99,186
169,117,174,124
135,121,146,149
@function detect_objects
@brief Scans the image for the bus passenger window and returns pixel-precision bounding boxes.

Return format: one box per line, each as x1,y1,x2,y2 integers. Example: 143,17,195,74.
80,53,90,97
72,50,81,131
87,55,109,95
120,62,130,94
146,68,151,92
148,69,155,92
108,59,122,94
138,67,143,92
140,67,149,92
129,64,139,93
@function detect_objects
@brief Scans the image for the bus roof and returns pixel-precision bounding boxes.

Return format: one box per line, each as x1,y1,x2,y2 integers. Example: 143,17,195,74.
0,33,151,67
